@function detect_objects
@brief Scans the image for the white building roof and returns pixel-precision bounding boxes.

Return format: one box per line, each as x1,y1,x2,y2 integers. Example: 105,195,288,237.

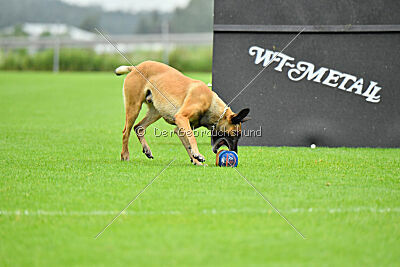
2,23,96,40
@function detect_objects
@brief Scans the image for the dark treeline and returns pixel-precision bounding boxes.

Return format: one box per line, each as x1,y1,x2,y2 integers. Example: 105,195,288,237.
0,0,213,34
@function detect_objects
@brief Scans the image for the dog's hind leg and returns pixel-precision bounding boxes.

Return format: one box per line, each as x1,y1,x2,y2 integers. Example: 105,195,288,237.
121,103,141,161
134,105,161,159
120,70,147,161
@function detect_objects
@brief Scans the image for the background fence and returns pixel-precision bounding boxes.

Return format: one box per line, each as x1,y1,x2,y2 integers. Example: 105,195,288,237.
0,32,213,72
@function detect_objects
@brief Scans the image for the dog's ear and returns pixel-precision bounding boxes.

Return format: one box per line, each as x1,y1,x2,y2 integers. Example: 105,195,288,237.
230,108,250,124
240,116,251,123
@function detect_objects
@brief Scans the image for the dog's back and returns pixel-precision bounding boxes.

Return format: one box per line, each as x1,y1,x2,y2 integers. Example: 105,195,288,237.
117,61,212,117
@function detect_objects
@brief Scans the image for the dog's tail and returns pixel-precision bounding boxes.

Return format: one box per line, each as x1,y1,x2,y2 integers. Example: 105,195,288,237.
114,65,133,76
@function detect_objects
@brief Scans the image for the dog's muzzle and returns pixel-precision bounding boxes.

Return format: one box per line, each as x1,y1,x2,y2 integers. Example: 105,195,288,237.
211,134,239,154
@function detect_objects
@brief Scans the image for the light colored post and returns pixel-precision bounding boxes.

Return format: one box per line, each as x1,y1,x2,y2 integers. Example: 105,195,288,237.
53,37,60,73
162,18,169,65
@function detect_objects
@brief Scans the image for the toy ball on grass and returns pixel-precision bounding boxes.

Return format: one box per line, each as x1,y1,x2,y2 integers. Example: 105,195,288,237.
216,150,238,167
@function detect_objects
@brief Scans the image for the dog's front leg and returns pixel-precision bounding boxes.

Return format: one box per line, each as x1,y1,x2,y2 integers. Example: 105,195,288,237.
174,127,203,166
174,114,205,163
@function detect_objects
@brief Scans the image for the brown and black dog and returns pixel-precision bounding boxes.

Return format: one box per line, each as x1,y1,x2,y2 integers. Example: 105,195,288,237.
116,61,250,165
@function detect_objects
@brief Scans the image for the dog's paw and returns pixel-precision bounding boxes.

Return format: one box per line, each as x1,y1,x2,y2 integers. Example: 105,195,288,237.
121,152,130,161
142,147,154,159
191,158,204,166
190,149,205,162
193,153,205,163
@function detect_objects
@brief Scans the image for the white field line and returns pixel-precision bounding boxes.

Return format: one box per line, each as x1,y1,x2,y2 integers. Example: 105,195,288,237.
0,207,399,216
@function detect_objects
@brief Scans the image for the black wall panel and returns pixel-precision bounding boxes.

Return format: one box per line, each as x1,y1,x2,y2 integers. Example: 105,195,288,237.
214,0,400,25
213,0,400,147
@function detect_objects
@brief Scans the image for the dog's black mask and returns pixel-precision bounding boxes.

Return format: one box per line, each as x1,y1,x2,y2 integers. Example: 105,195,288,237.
210,108,250,154
211,130,240,154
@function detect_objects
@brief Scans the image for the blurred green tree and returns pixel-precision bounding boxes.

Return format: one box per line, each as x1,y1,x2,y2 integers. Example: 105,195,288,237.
170,0,213,33
80,15,100,33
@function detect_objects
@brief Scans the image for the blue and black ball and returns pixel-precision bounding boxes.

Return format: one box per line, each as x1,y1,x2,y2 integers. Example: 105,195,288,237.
216,150,239,167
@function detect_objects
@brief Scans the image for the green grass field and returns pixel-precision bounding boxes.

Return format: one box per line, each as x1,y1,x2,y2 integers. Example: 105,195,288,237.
1,71,399,266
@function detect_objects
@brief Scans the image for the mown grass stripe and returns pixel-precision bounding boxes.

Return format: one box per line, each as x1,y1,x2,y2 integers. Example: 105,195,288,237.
1,207,399,216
